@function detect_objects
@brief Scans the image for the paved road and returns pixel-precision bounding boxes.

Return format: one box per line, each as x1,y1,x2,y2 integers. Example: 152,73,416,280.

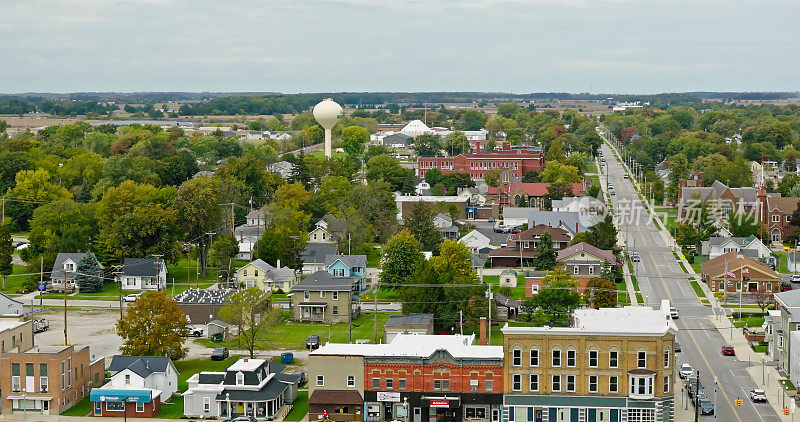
601,142,781,422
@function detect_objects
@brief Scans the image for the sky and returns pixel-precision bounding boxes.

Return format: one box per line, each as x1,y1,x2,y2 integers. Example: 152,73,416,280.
1,0,798,94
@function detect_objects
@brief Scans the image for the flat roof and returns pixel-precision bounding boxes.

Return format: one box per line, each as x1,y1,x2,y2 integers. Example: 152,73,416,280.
311,334,502,359
0,320,28,332
502,306,677,337
227,358,266,372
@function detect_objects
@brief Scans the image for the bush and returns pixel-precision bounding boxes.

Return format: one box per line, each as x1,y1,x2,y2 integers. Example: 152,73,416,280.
498,286,513,297
274,288,285,295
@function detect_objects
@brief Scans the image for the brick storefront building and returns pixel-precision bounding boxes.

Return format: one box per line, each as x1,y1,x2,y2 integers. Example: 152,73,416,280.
417,149,544,181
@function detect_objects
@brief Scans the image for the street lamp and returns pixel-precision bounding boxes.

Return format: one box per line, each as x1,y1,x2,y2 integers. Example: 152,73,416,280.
22,388,27,422
404,397,409,422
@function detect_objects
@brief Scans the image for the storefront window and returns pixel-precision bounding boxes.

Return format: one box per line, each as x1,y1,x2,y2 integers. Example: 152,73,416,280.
465,406,487,419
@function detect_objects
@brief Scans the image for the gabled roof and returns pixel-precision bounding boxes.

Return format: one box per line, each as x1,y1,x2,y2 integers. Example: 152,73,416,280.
700,251,779,280
52,252,103,279
108,356,176,376
121,258,164,277
302,243,338,264
237,259,294,281
507,182,584,198
310,390,363,405
290,271,358,292
775,289,800,307
384,314,433,327
459,229,491,248
556,242,617,265
766,197,800,214
0,291,23,306
325,254,367,269
516,224,572,243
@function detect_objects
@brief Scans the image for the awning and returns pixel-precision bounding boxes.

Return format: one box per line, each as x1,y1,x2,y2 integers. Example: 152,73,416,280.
309,390,363,405
299,302,327,307
6,396,52,401
90,389,154,403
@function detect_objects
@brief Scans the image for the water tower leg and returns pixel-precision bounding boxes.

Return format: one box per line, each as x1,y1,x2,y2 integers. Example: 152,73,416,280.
325,129,332,158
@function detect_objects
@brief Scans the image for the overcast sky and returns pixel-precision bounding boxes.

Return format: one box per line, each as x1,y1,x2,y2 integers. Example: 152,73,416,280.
1,0,798,94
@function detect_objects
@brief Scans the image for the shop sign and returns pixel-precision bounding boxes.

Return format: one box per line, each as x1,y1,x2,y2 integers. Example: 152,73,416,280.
430,400,450,408
378,392,401,402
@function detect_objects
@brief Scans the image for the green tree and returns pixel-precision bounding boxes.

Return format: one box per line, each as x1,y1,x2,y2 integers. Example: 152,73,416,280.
288,151,312,188
209,233,240,284
584,214,620,254
443,131,469,156
545,138,566,163
0,219,12,277
584,277,617,308
340,126,369,157
404,201,442,252
117,291,190,360
380,229,424,287
218,288,282,358
74,253,102,293
173,177,222,276
729,212,759,238
484,168,502,188
366,154,414,193
28,200,97,260
6,169,73,230
666,154,689,200
532,232,557,271
522,268,580,317
256,205,309,272
413,134,443,157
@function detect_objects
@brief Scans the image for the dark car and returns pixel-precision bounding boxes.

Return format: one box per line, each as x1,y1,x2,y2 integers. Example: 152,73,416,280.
699,399,714,415
674,341,681,352
721,345,735,356
306,335,320,349
211,347,229,361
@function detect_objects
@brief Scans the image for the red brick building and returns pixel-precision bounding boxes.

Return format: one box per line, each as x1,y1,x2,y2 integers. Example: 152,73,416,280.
764,196,800,244
488,225,572,268
486,183,584,207
362,334,503,422
417,149,544,181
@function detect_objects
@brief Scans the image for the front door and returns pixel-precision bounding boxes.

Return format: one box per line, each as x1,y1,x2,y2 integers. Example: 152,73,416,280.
414,407,422,422
94,401,102,416
534,409,543,422
749,282,758,292
557,409,570,422
42,399,49,415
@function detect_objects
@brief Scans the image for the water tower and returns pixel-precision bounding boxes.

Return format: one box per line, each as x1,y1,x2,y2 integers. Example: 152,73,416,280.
313,98,343,158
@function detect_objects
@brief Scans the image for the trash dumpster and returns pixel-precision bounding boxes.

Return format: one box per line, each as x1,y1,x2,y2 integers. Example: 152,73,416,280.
281,352,294,364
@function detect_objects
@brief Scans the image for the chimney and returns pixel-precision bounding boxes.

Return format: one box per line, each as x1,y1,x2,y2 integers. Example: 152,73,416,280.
479,317,487,345
276,259,281,268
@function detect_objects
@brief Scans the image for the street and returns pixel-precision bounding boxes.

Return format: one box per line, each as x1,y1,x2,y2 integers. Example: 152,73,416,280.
601,142,782,422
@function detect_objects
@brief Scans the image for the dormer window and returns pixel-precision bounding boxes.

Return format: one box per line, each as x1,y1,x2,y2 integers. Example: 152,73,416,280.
236,372,244,385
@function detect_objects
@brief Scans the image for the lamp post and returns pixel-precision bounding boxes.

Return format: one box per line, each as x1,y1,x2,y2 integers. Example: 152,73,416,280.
22,388,27,422
714,376,718,421
404,397,409,422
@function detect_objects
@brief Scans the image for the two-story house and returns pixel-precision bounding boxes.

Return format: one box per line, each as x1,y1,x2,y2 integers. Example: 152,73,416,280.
183,358,300,420
702,236,770,260
90,356,179,418
117,258,167,291
50,252,104,292
768,290,800,385
309,219,335,244
308,344,368,422
502,305,677,422
1,345,104,415
488,225,572,268
290,271,360,323
234,259,296,292
549,242,619,294
326,255,368,291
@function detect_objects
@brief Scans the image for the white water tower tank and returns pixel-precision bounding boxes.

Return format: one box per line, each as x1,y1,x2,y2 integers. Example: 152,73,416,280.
313,98,343,157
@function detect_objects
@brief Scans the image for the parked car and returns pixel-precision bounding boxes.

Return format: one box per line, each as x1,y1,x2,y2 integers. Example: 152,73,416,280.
37,281,50,291
674,341,681,352
679,363,693,378
186,325,203,337
783,282,794,291
623,174,629,179
510,227,521,234
226,416,258,422
609,190,616,196
721,345,735,356
699,399,715,415
750,388,767,402
631,253,641,263
122,293,142,302
495,225,509,233
211,347,229,361
669,307,679,319
306,335,320,349
791,274,800,283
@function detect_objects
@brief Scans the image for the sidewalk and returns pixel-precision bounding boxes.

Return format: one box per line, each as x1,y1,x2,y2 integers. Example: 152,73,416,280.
707,313,794,421
622,262,639,306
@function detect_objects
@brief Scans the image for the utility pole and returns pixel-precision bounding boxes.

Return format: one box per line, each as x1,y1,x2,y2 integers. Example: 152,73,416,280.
486,284,493,344
695,371,700,422
63,269,68,346
373,282,378,344
113,265,123,319
152,254,164,292
39,256,43,308
459,310,463,335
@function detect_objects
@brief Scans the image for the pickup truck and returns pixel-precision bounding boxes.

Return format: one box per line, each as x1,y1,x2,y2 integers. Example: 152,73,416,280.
186,325,204,337
33,318,49,333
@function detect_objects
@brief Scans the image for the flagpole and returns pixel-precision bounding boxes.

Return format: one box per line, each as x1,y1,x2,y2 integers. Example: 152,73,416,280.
724,258,728,307
740,260,743,319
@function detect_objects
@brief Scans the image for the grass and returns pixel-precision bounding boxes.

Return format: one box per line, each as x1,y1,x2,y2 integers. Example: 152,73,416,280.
636,293,644,304
61,397,94,416
752,345,768,353
200,312,399,350
284,390,309,422
781,379,797,391
732,316,765,328
0,265,34,295
629,274,639,291
689,280,706,298
773,251,789,273
370,287,401,301
481,274,527,300
615,281,631,306
366,247,382,268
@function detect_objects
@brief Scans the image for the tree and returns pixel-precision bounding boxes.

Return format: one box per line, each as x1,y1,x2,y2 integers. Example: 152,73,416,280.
666,154,689,200
545,138,566,163
484,168,502,188
405,201,442,252
340,126,369,157
173,177,222,276
116,291,190,360
522,268,580,318
218,288,282,358
0,219,12,278
366,154,414,193
540,161,582,184
729,212,759,238
413,134,443,157
532,233,557,271
209,234,239,284
443,131,469,156
584,214,620,253
256,205,309,272
380,229,424,287
6,169,73,230
752,290,773,313
288,151,311,188
585,277,617,308
790,201,800,228
74,253,102,293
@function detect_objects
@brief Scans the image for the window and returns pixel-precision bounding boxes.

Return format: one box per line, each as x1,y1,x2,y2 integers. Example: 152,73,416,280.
637,351,647,368
304,291,310,300
433,379,450,390
254,270,259,277
629,375,654,397
609,376,618,393
512,349,522,366
243,270,247,277
125,374,131,385
136,402,144,413
511,374,521,391
663,375,670,393
332,306,338,315
317,375,325,387
333,291,338,300
589,350,598,367
386,378,393,389
779,335,785,350
573,266,579,275
664,350,670,368
372,378,380,389
766,282,773,291
552,349,561,367
566,349,576,367
588,375,598,393
529,349,539,367
236,372,244,385
203,397,210,412
566,375,575,392
68,358,72,387
627,409,655,422
40,363,48,392
61,361,65,390
773,215,780,222
552,375,561,392
529,374,538,392
399,378,406,390
321,291,326,298
347,376,355,387
470,379,479,391
465,406,487,419
531,284,539,295
11,363,20,392
485,379,493,392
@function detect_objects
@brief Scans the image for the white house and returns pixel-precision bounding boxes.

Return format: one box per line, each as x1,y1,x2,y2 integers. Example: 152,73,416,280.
308,220,334,244
90,356,179,413
117,258,167,291
459,230,496,254
704,236,770,260
50,252,104,291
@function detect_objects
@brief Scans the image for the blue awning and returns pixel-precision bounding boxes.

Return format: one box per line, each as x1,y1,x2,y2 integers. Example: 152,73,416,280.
90,389,152,403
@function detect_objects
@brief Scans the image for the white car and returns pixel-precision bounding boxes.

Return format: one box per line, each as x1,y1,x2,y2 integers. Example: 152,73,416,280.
670,307,679,319
679,363,693,379
750,389,767,402
623,174,629,179
791,274,800,283
123,293,142,303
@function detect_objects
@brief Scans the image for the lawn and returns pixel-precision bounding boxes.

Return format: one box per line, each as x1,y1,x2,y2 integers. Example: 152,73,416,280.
202,312,399,350
615,281,631,306
371,287,402,301
481,275,527,300
773,251,789,273
153,355,243,419
0,265,35,295
366,247,382,268
61,397,93,416
285,390,309,422
689,280,706,298
732,316,765,328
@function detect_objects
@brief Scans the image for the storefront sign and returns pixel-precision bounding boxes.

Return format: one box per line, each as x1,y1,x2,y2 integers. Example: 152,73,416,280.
377,392,401,402
430,400,450,408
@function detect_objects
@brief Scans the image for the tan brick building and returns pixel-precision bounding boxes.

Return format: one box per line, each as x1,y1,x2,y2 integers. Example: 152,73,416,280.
0,345,105,415
0,318,34,354
502,305,677,422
